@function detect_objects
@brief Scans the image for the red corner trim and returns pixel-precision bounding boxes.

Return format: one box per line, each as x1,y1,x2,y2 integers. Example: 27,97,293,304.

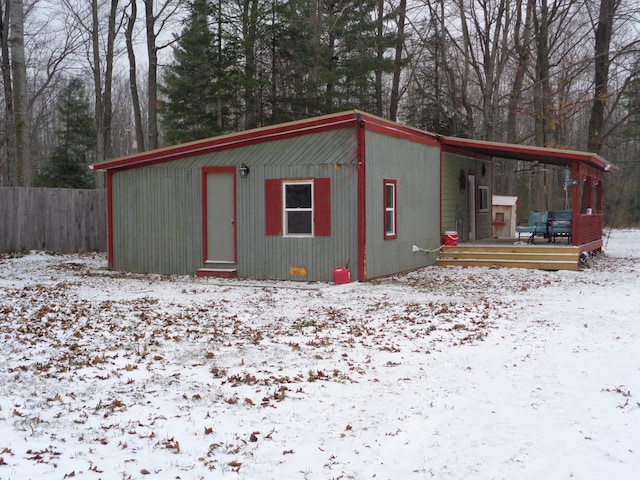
357,119,366,281
106,171,114,270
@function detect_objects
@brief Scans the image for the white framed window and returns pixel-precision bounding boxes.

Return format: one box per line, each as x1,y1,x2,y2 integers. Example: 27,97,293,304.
384,179,397,240
478,185,489,213
283,180,313,236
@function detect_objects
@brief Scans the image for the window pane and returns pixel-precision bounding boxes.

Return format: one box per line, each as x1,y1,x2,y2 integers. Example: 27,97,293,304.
478,186,489,211
385,184,394,208
287,211,312,234
285,184,311,208
385,211,395,234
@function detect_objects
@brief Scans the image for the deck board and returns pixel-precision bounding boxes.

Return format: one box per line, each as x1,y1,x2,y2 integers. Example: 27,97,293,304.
436,241,582,271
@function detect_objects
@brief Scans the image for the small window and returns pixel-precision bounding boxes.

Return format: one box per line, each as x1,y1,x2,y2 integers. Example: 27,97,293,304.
478,185,489,213
284,181,313,236
384,179,397,240
265,178,331,237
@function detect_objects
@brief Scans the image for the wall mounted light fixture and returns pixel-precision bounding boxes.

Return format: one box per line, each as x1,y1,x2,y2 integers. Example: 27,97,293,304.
239,164,250,178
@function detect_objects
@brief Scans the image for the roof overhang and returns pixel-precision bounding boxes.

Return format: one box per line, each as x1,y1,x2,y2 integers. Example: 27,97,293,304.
92,110,617,175
92,111,362,172
439,136,617,173
91,110,438,172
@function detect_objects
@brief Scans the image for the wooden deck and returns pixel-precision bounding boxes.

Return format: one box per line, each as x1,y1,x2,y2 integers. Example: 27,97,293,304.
435,239,587,271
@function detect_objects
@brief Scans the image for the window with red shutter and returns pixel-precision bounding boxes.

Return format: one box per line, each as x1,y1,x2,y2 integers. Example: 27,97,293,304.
313,177,331,236
265,178,282,235
265,177,331,237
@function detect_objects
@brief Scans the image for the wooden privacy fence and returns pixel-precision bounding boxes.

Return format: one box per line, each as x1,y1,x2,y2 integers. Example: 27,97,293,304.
0,188,107,253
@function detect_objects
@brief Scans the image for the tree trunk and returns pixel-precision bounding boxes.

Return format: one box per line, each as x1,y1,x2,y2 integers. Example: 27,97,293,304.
374,0,384,117
587,0,618,154
242,0,259,129
507,0,533,144
125,0,145,152
532,0,553,147
91,0,105,165
0,1,16,186
102,0,119,163
389,0,406,122
456,1,475,136
145,0,159,150
10,0,30,186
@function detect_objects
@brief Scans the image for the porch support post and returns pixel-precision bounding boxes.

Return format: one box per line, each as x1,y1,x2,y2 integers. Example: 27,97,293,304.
571,161,580,246
585,177,593,211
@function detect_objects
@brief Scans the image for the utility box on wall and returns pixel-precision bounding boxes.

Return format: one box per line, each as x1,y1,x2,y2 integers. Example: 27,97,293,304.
492,196,518,238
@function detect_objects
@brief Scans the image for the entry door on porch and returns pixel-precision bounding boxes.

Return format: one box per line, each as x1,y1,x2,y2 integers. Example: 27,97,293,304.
468,174,476,241
203,167,237,264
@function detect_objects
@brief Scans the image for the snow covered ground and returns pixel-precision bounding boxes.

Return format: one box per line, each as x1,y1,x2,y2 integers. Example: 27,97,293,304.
0,230,638,480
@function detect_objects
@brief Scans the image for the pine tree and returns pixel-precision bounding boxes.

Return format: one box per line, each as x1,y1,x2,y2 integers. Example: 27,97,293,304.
33,78,96,189
269,0,384,122
161,0,237,145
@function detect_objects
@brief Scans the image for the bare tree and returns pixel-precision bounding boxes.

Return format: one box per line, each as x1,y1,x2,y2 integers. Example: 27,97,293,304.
374,0,385,117
0,1,16,185
144,0,182,150
124,0,145,152
455,0,513,140
506,0,534,144
389,0,407,122
9,0,29,185
59,0,123,174
241,0,260,129
587,0,621,154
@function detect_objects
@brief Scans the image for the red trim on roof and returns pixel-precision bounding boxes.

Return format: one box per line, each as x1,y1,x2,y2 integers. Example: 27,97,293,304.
94,111,447,173
362,114,439,147
93,110,614,176
439,136,615,172
94,112,362,172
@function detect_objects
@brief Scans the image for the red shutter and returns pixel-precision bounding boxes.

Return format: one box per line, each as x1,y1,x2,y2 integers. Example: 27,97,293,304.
265,179,282,235
314,177,331,236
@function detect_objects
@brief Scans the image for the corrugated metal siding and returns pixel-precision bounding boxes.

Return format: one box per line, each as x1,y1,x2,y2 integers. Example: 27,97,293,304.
364,131,441,279
441,152,492,242
111,167,200,274
111,128,359,281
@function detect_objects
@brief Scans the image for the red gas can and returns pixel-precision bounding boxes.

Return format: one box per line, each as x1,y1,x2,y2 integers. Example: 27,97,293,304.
333,266,351,284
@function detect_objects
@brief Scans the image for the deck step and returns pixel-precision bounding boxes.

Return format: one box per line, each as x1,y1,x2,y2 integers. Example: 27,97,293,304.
196,268,238,278
436,245,580,271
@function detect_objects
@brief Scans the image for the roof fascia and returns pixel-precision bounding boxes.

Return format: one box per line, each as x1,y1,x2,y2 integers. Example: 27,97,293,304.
440,136,616,172
357,111,439,147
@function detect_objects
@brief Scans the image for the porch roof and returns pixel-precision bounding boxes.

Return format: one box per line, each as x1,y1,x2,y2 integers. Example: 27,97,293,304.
439,136,617,173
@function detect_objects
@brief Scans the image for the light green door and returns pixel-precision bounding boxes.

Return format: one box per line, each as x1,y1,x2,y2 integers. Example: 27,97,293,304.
205,169,236,263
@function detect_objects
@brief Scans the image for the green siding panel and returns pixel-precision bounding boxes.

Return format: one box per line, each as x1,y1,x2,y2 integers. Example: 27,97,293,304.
111,128,359,281
364,131,441,279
